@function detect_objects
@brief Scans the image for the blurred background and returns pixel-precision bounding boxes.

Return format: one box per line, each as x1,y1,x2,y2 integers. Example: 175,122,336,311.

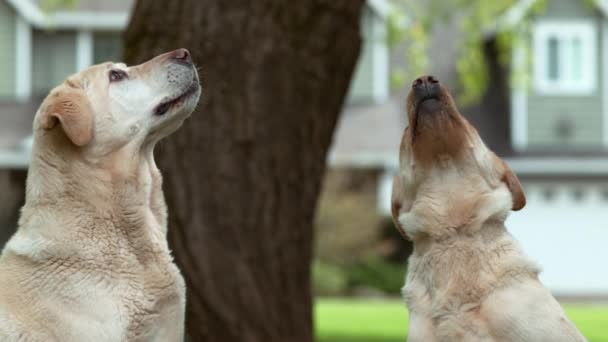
0,0,607,341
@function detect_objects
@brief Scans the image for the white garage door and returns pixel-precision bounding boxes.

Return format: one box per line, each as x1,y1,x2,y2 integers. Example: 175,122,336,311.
507,180,608,296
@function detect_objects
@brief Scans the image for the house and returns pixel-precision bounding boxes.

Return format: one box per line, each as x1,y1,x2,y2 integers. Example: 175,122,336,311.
0,0,131,243
0,0,130,165
485,0,608,298
329,0,608,297
0,1,390,243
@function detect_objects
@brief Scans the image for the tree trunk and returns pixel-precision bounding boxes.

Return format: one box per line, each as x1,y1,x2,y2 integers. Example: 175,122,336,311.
0,170,26,248
124,1,364,341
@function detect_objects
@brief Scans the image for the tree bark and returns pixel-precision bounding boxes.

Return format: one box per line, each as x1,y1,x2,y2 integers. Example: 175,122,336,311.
124,1,364,341
0,170,26,248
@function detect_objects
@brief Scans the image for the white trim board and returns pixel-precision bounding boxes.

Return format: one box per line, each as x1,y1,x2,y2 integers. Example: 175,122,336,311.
0,150,30,169
371,14,389,104
76,30,94,72
505,157,608,175
377,169,396,215
603,20,608,147
511,35,528,151
15,16,32,102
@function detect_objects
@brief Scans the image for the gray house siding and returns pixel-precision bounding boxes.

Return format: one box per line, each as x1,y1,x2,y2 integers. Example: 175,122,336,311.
93,32,123,64
348,9,375,103
32,30,77,96
527,93,603,146
526,0,604,147
0,1,16,99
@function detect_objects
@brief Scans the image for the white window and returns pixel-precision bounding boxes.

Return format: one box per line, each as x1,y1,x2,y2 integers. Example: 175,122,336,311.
533,21,597,95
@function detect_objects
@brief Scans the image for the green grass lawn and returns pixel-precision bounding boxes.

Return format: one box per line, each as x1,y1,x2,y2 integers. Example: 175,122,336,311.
315,298,608,342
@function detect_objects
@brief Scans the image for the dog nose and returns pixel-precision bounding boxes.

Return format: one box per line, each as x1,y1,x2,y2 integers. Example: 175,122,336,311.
412,75,440,99
171,48,192,65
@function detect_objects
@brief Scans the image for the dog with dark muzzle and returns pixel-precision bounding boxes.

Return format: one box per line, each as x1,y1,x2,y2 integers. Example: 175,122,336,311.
391,76,586,342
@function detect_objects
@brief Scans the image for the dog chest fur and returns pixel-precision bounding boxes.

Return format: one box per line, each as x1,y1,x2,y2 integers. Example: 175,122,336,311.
0,49,200,341
0,194,185,341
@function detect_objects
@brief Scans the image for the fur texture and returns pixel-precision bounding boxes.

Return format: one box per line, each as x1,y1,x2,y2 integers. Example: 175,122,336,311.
0,49,201,341
392,76,586,342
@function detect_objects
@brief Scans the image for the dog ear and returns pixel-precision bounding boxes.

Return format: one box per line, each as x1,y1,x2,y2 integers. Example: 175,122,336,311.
496,157,526,211
40,87,94,147
391,175,410,239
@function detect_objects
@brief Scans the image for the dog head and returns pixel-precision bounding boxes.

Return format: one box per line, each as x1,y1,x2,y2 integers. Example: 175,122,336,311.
34,48,201,158
391,76,525,240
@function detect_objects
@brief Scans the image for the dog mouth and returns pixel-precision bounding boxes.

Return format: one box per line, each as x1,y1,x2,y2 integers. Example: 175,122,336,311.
415,96,440,113
411,96,441,143
154,82,200,116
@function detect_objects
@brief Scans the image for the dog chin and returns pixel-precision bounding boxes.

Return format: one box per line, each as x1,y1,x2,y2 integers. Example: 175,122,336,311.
417,97,441,114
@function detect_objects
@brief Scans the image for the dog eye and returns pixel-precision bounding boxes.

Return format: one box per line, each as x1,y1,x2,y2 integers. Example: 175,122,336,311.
109,70,127,82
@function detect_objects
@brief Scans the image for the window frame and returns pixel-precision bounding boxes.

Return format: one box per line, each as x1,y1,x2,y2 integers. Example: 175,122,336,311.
533,20,597,96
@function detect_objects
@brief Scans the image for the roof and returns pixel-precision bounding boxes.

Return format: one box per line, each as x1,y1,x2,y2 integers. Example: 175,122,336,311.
2,92,405,172
5,97,608,175
6,0,384,30
5,0,133,30
328,97,404,169
327,97,608,177
0,100,39,169
487,0,608,35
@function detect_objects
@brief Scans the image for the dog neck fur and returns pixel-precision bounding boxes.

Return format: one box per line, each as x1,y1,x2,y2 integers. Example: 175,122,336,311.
400,143,513,241
8,130,167,262
394,84,524,242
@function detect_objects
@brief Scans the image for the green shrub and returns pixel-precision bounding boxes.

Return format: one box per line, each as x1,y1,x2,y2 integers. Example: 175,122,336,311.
315,170,385,264
312,260,348,296
313,258,407,297
345,258,406,295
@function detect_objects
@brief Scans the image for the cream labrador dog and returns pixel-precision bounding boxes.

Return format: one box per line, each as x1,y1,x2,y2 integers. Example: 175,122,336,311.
0,49,200,341
391,75,586,341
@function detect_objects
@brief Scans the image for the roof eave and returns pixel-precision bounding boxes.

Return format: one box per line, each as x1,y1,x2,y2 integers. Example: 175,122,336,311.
6,0,128,30
43,12,128,30
505,157,608,176
9,0,387,29
486,0,608,38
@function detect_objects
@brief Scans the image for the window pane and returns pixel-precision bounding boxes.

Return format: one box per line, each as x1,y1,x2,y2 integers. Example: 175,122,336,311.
548,37,559,81
570,37,582,81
